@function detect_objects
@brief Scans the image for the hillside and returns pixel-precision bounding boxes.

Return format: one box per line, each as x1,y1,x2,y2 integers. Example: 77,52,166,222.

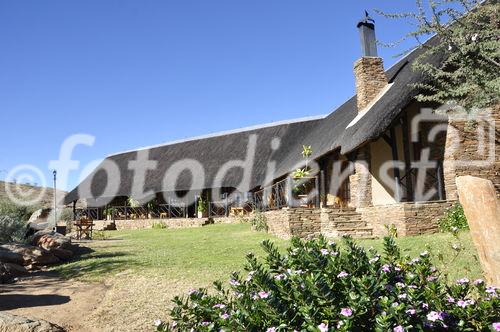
0,181,67,208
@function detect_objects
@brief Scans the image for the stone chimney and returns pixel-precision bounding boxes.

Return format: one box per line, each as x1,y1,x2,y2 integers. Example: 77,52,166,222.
354,12,388,112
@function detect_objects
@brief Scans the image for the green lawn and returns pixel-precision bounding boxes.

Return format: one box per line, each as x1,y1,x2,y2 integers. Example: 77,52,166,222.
52,223,482,284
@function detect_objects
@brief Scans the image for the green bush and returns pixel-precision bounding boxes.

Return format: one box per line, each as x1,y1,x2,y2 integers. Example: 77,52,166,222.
439,204,468,232
249,211,268,232
0,199,39,243
157,236,499,331
93,230,109,240
152,222,167,229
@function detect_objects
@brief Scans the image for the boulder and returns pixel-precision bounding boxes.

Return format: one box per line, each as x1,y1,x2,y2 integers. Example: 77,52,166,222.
0,312,65,332
456,176,500,286
31,231,74,253
0,248,24,265
0,262,28,283
0,244,60,267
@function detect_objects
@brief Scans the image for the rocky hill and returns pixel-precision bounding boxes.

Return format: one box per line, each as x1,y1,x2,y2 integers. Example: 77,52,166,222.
0,181,67,208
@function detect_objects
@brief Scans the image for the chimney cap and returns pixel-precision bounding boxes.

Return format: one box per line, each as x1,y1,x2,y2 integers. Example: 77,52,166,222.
357,10,375,29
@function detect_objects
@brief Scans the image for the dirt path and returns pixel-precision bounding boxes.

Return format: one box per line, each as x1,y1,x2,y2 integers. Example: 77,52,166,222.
0,272,107,332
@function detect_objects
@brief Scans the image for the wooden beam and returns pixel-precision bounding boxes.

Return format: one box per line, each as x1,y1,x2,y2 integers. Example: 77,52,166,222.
389,127,402,202
401,112,414,201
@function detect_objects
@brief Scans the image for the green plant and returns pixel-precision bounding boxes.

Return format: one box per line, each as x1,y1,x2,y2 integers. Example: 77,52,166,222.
385,224,399,238
0,199,39,243
249,211,268,232
158,236,499,332
378,0,499,111
127,197,140,208
152,222,167,229
104,207,117,217
197,197,207,213
93,230,109,240
439,203,468,232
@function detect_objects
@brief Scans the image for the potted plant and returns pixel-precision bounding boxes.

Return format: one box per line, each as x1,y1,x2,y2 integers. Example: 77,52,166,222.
197,197,207,218
104,207,116,220
292,145,314,205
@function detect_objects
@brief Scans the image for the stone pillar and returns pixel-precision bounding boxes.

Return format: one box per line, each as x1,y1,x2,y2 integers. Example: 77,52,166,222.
456,176,500,286
349,145,372,208
353,57,387,111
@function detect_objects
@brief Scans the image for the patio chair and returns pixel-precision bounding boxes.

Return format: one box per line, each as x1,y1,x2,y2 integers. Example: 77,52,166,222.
76,219,94,240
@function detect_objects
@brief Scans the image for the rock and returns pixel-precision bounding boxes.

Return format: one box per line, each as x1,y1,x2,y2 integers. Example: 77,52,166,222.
49,248,73,260
0,262,29,283
0,312,65,332
0,244,60,267
32,231,74,253
456,176,500,286
0,249,24,265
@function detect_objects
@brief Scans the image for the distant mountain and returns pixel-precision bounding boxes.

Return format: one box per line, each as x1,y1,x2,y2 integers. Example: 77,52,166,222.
0,181,67,208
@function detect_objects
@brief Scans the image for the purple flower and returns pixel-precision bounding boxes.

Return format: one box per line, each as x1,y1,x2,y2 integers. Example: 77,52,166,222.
486,286,498,295
411,258,420,264
188,289,197,295
447,296,455,303
246,271,255,281
392,302,399,307
456,277,469,285
337,321,344,329
320,248,330,255
473,279,484,285
427,311,442,322
201,322,210,326
213,304,226,309
396,282,405,288
381,264,391,273
318,323,328,332
274,274,285,281
394,326,405,332
266,328,276,332
406,309,416,315
493,322,500,331
340,308,353,317
220,313,230,320
153,319,162,327
422,303,429,309
258,291,269,299
337,271,349,278
398,293,407,299
394,266,402,272
328,240,336,246
369,256,380,264
229,279,240,286
427,276,438,282
420,251,429,257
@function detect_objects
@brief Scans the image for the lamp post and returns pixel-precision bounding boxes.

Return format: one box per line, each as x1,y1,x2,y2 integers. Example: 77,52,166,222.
53,170,57,232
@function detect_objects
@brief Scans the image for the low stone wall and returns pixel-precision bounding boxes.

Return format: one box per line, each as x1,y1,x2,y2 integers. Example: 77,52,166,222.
113,216,239,230
358,200,456,237
115,218,206,230
403,200,455,236
265,208,321,240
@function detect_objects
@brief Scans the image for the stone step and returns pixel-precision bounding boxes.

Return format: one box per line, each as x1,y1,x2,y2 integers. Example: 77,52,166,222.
332,221,366,228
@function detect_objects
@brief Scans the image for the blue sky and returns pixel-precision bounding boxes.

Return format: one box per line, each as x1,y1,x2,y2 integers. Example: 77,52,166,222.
0,1,420,191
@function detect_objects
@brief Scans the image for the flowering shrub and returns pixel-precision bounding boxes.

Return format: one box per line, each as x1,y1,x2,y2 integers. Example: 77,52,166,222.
157,236,499,331
439,203,468,232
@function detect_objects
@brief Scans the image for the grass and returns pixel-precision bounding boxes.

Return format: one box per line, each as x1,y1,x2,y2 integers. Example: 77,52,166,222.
52,223,482,284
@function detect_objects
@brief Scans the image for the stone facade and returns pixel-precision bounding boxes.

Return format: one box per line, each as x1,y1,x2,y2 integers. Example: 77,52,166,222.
358,200,455,237
321,208,372,238
115,218,207,230
353,57,387,111
265,208,321,240
443,106,500,199
348,146,372,208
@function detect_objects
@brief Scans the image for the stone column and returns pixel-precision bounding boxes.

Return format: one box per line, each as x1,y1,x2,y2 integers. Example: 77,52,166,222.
349,145,372,208
354,57,387,111
456,176,500,286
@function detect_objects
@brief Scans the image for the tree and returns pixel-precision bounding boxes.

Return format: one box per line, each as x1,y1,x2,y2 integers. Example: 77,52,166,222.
377,0,499,111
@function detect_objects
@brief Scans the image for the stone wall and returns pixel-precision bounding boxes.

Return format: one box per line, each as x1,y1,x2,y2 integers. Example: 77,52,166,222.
115,218,207,230
443,105,500,199
265,208,321,240
321,208,372,238
358,200,455,237
403,200,455,236
353,57,388,111
348,146,372,208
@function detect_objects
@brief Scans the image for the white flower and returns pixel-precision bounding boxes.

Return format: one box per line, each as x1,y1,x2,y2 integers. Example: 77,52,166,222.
471,33,478,41
153,319,162,327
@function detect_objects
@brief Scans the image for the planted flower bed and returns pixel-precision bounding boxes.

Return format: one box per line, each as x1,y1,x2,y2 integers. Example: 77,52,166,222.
158,236,499,331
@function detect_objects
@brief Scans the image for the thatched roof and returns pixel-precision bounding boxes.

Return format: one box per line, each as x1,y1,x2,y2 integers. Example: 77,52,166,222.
64,37,441,205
